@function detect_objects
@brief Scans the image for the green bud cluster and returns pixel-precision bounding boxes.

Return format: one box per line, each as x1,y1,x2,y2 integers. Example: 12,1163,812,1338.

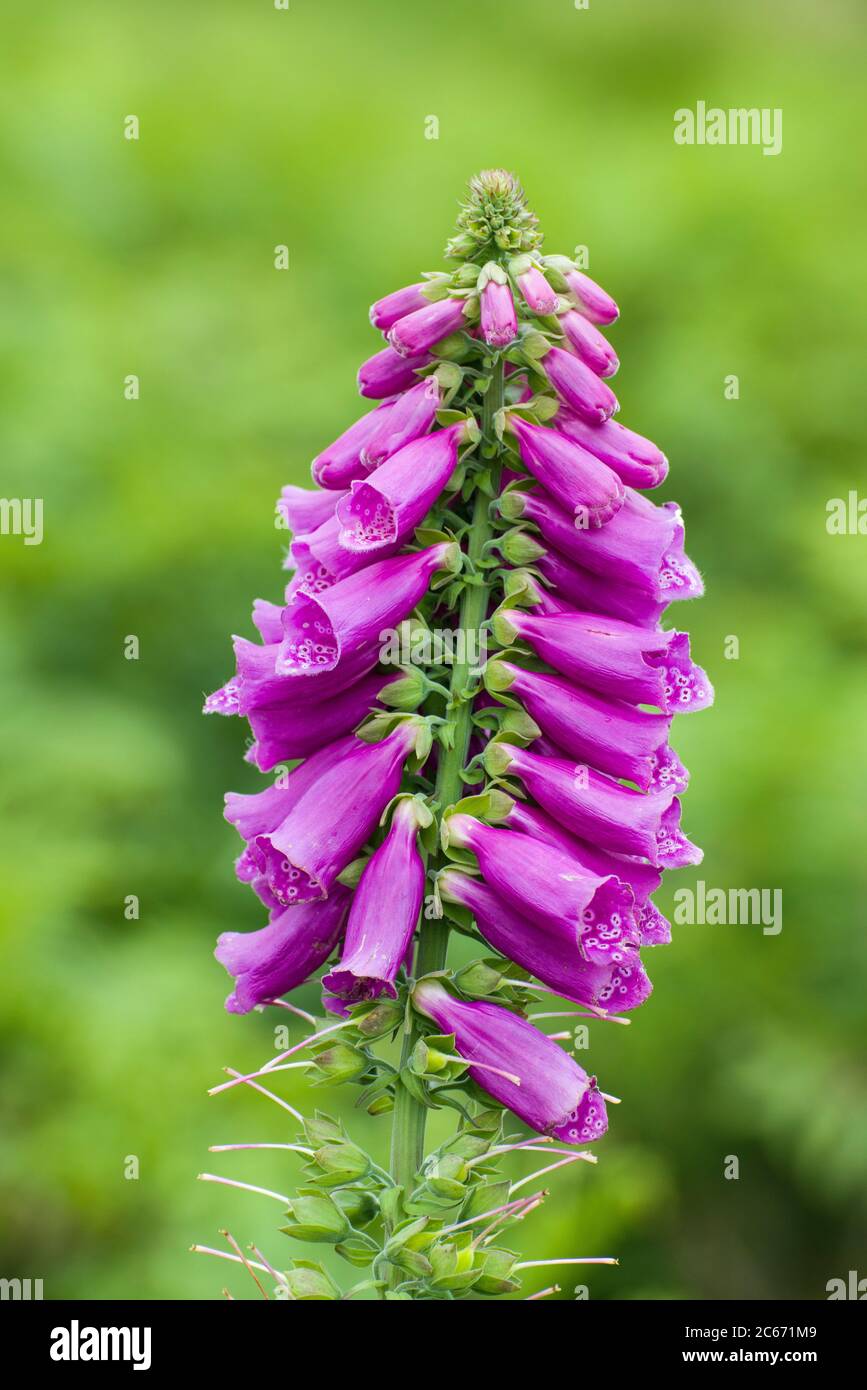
446,168,543,262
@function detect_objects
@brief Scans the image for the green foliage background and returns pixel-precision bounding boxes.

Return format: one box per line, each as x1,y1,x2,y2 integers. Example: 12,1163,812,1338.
1,0,865,1300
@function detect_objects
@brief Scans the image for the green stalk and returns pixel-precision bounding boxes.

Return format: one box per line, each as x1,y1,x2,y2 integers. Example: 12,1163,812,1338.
388,361,505,1209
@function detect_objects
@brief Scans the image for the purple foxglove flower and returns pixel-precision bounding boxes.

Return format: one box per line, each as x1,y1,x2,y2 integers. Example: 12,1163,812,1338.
360,378,440,471
312,401,395,488
440,868,651,1013
387,297,468,358
502,485,703,604
492,606,713,713
227,745,352,904
216,889,350,1014
515,264,558,316
277,484,342,535
560,309,619,377
500,800,671,947
287,512,400,595
486,658,688,793
445,813,637,966
500,521,668,627
336,423,465,553
245,668,395,770
205,636,375,717
412,979,608,1144
369,282,429,331
557,409,669,489
480,280,518,347
563,268,619,325
358,346,430,399
225,735,354,842
542,345,619,425
484,743,702,869
323,797,428,1002
257,722,422,905
277,541,458,677
507,415,624,527
534,547,667,628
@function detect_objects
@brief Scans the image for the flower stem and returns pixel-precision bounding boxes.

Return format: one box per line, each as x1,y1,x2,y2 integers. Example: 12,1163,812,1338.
388,360,505,1209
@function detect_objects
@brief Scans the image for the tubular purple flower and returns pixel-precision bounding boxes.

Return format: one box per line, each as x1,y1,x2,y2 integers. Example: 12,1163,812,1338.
560,309,619,377
244,669,396,770
534,547,668,628
336,423,466,553
483,743,702,869
225,736,355,842
287,512,400,595
440,868,651,1013
256,721,425,906
204,635,376,718
563,267,619,325
480,280,518,347
542,346,619,425
500,800,672,947
358,346,430,399
216,889,350,1014
360,378,440,471
507,415,624,527
492,606,714,713
387,297,468,358
514,262,558,316
500,485,703,603
412,979,609,1144
557,409,669,489
485,659,688,793
312,401,395,488
278,484,342,535
369,282,429,331
323,797,429,1002
502,559,664,629
277,541,459,676
444,813,637,965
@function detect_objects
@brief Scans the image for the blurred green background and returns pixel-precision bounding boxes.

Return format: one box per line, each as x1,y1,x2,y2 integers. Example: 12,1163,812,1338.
2,0,865,1300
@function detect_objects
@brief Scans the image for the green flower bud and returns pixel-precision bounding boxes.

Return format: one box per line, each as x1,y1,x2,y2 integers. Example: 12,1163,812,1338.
483,658,516,695
500,528,545,566
303,1111,345,1146
497,488,528,523
482,741,514,779
378,666,428,711
452,263,483,287
309,1042,369,1085
419,271,452,301
490,607,520,646
281,1194,351,1244
354,999,404,1040
521,330,552,361
334,1188,380,1229
473,1247,521,1296
433,332,472,362
426,1152,469,1200
282,1260,340,1300
454,957,513,999
311,1141,370,1186
445,232,478,259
